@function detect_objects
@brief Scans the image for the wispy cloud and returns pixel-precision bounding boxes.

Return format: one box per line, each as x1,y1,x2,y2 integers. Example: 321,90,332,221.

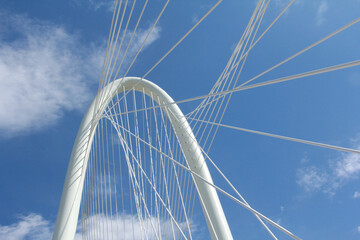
0,213,188,240
116,24,161,73
76,214,188,240
73,0,116,12
0,214,52,240
335,151,360,180
316,1,329,26
353,191,360,199
296,166,328,192
92,23,161,84
274,0,293,7
296,137,360,195
0,11,160,137
0,13,99,136
273,0,303,9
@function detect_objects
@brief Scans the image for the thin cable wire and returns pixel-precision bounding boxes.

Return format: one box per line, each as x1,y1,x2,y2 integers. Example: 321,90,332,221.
188,117,360,155
237,17,360,89
105,59,360,118
142,0,223,78
110,117,300,239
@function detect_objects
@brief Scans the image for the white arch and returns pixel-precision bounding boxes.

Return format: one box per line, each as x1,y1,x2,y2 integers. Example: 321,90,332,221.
52,77,233,240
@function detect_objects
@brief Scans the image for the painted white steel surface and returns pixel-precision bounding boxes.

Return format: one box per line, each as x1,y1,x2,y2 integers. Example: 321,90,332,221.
52,77,233,240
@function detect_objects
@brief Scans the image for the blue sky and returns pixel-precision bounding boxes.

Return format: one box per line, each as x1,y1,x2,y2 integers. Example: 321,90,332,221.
0,0,360,239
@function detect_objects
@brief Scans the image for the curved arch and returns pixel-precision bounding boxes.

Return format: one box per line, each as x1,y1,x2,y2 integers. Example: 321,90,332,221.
52,77,233,240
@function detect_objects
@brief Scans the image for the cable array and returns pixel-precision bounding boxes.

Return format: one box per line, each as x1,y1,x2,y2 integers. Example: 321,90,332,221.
81,89,197,239
73,0,360,239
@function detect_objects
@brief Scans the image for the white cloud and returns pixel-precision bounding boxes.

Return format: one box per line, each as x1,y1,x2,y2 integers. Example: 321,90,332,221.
358,226,360,233
0,12,160,137
120,25,161,70
300,152,309,164
73,0,116,11
353,191,360,199
316,1,329,26
0,214,52,240
273,0,303,9
89,0,116,11
0,213,188,240
76,214,188,240
0,14,97,136
191,15,200,24
296,166,328,192
335,152,360,179
89,24,161,81
274,0,292,7
296,140,360,195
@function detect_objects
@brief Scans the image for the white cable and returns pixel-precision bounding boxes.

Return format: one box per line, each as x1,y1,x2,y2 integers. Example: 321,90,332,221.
189,117,360,154
109,117,300,239
106,59,360,118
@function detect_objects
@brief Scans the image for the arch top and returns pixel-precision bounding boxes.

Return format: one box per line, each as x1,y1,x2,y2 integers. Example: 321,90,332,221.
53,77,233,240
